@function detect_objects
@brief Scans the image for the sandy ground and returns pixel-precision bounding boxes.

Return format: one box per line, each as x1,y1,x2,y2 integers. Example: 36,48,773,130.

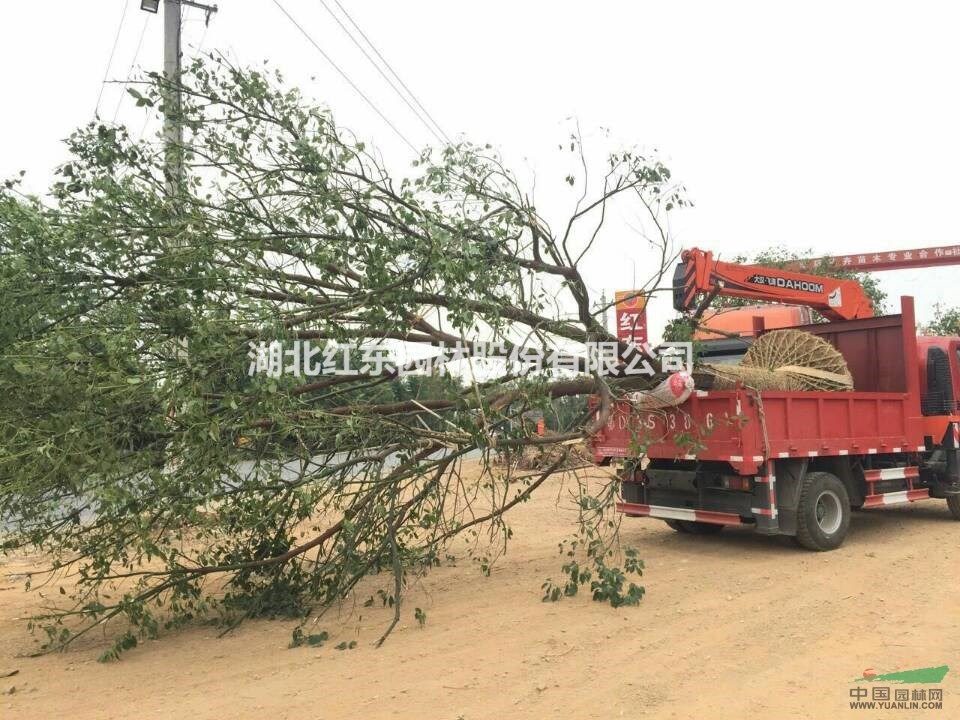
2,468,960,720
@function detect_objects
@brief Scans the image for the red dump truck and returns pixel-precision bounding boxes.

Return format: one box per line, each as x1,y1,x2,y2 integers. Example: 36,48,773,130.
593,249,960,550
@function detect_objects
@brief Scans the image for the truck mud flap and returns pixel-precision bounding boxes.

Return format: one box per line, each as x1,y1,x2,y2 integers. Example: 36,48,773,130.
750,461,780,535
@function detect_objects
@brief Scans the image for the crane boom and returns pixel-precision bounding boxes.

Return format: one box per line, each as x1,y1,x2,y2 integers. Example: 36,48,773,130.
673,248,874,322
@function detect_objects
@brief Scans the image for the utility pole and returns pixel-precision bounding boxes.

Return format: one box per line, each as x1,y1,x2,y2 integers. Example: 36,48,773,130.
138,0,216,357
163,0,183,197
141,0,218,197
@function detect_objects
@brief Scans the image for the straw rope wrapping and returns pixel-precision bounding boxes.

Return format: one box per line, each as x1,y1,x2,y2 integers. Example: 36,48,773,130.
704,329,853,392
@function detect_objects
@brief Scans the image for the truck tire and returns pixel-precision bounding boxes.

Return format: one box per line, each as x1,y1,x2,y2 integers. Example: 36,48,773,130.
795,471,851,551
947,495,960,520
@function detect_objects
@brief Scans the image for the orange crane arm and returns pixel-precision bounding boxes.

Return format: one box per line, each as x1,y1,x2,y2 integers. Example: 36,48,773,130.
673,248,874,322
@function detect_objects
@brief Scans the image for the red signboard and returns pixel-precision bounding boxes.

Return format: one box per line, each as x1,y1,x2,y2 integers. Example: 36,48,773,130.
615,290,648,346
792,245,960,273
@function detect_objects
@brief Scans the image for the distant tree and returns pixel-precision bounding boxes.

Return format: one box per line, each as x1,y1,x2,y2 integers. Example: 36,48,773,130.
924,303,960,336
662,315,696,343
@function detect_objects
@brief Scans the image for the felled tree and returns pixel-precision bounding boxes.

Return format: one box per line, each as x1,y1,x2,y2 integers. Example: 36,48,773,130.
0,57,685,657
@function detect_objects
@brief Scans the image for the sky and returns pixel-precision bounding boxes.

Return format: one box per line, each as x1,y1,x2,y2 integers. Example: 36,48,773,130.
3,0,960,340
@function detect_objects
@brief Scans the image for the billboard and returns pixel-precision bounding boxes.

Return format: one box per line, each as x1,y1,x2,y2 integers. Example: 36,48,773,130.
614,290,648,346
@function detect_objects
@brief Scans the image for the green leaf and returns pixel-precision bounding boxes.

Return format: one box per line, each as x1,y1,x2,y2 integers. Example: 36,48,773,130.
306,632,329,647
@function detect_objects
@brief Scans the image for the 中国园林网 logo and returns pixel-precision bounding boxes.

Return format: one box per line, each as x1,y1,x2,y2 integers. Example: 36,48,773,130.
854,666,949,684
848,666,948,711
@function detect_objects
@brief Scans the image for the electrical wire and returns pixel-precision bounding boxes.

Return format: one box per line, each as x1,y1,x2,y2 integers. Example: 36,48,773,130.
332,0,452,146
95,0,130,117
112,14,151,123
194,18,211,58
317,0,448,146
270,0,419,155
181,4,211,59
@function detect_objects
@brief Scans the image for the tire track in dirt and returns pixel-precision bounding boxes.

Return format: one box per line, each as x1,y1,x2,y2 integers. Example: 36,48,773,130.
2,471,959,719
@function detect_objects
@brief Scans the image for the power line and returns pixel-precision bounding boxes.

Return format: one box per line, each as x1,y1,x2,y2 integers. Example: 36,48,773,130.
112,14,151,123
193,15,211,58
270,0,419,155
317,0,448,146
331,0,452,146
180,4,212,59
95,0,130,117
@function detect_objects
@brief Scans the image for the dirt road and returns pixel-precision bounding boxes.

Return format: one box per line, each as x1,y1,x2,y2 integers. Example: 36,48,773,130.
2,468,959,719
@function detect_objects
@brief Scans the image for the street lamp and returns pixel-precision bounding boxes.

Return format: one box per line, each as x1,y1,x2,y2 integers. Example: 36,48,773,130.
141,0,217,24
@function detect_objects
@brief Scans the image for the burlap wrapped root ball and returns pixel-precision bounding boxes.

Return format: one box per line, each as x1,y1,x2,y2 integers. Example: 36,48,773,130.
704,329,853,392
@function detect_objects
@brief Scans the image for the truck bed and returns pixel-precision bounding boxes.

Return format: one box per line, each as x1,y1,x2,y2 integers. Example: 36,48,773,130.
591,386,927,475
593,297,926,475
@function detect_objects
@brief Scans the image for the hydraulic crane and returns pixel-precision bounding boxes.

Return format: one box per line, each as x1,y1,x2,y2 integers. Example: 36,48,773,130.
673,247,875,322
674,244,960,325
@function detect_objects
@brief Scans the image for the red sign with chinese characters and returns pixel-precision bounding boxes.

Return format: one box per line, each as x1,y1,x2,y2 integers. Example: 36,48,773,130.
614,290,648,346
792,245,960,272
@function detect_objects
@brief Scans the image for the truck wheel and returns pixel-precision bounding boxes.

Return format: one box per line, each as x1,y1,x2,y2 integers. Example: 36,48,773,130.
795,471,851,551
947,495,960,520
664,520,685,532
